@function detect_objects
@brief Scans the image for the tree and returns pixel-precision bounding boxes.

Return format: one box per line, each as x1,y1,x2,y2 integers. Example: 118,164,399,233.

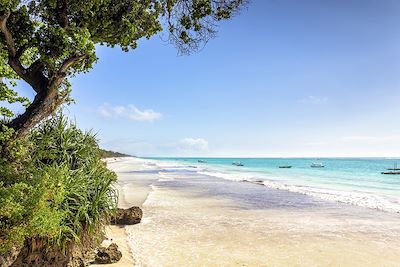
0,0,246,138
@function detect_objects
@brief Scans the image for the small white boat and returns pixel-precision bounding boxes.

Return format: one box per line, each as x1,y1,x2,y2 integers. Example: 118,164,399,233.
311,162,325,168
381,162,400,174
386,162,400,171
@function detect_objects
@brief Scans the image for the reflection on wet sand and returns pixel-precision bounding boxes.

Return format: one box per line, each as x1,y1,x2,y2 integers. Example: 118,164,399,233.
108,158,400,267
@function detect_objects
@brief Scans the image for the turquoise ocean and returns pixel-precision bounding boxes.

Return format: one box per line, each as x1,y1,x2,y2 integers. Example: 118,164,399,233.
149,158,400,213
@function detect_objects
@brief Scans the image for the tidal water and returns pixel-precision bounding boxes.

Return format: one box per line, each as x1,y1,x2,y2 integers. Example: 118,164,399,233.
151,157,400,213
108,158,400,266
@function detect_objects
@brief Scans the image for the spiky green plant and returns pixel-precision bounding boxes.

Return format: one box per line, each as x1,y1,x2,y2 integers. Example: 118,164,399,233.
0,114,118,253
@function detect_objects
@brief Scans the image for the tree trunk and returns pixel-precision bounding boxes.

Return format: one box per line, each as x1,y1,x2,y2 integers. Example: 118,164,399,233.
8,87,61,139
1,9,68,139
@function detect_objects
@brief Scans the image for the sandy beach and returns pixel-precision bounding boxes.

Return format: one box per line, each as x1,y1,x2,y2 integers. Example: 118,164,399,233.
95,157,400,267
92,157,159,267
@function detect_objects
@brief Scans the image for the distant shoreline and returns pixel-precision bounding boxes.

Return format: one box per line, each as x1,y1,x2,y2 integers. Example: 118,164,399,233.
100,149,134,159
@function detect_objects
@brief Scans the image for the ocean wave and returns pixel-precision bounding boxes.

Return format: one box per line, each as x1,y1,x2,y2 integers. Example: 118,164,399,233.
260,179,400,213
150,160,201,173
148,159,400,213
196,171,251,181
197,169,400,213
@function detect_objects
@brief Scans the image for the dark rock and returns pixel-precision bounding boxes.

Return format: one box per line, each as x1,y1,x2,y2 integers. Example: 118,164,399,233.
10,238,70,267
94,243,122,264
8,235,98,267
111,207,142,225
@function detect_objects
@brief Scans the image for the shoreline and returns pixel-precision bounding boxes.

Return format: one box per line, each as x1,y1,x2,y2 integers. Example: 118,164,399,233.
92,157,158,266
90,225,134,267
240,178,400,214
96,157,400,266
162,157,400,214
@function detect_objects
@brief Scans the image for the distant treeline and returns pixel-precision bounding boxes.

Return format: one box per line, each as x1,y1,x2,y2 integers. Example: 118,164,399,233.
99,149,132,158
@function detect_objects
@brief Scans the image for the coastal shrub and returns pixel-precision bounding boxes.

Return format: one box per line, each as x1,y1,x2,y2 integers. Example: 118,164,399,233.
0,115,117,254
99,149,130,158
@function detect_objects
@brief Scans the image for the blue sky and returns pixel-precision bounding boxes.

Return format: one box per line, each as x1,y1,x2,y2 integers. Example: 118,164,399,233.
12,0,400,157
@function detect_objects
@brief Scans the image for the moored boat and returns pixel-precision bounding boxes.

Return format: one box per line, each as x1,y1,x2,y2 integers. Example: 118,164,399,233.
311,162,325,168
382,163,400,174
386,162,400,171
381,171,400,175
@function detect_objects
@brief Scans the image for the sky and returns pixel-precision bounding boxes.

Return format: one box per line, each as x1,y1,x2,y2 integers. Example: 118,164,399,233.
11,0,400,157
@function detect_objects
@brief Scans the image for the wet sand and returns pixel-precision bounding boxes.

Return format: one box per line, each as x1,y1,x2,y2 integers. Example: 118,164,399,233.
92,157,159,267
98,157,400,266
90,225,135,267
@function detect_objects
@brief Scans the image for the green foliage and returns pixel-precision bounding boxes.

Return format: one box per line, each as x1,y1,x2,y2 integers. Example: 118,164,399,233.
0,0,246,256
0,115,117,253
0,48,30,118
0,0,245,137
99,149,131,159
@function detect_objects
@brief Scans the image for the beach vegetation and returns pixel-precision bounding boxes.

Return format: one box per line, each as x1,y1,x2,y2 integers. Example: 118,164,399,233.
0,0,246,263
0,114,117,254
99,149,131,159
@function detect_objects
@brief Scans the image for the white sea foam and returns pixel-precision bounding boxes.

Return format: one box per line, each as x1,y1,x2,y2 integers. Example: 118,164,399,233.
158,172,176,181
197,169,400,213
149,160,201,173
260,179,400,213
121,157,400,267
197,170,255,181
146,158,400,213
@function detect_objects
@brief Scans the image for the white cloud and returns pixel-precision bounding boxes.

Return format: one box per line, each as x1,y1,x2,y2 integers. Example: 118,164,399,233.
179,138,209,151
98,103,162,122
300,95,328,104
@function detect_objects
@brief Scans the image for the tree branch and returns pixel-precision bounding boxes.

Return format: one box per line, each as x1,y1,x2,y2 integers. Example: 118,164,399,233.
0,10,25,82
15,43,28,59
49,54,87,89
61,54,87,73
0,10,49,93
0,10,16,57
57,0,69,28
8,56,49,94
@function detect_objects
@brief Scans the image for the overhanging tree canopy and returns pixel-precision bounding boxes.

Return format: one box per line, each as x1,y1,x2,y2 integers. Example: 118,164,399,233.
0,0,245,137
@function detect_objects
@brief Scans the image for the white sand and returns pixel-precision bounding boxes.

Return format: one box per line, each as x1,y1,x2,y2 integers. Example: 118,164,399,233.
129,186,400,267
94,157,400,267
90,225,134,267
92,157,159,266
103,157,160,209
